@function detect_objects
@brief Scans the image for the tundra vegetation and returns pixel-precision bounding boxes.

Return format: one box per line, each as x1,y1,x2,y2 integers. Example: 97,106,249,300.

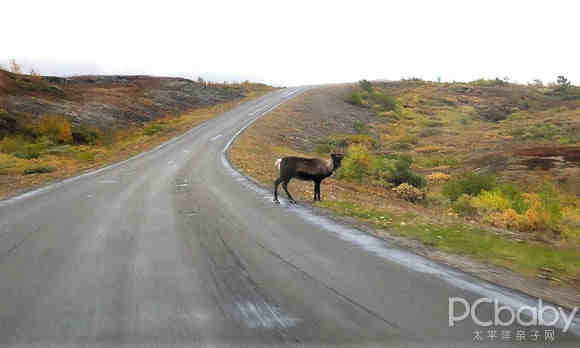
230,79,580,297
0,65,274,198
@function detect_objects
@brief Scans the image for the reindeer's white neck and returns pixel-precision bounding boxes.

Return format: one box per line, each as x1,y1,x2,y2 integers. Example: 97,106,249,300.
326,158,334,171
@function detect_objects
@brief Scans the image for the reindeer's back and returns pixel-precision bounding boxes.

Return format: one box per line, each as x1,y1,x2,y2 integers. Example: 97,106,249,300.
281,157,330,180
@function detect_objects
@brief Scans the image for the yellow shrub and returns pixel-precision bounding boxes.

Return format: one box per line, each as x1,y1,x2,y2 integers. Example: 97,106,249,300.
336,144,375,182
36,116,72,144
520,192,562,231
484,209,522,230
471,190,511,213
502,209,522,230
482,190,564,233
520,206,551,232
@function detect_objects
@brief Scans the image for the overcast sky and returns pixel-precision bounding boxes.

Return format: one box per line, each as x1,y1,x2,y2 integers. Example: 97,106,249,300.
2,1,578,86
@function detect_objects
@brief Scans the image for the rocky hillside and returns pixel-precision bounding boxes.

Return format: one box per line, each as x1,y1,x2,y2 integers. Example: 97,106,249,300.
0,69,262,134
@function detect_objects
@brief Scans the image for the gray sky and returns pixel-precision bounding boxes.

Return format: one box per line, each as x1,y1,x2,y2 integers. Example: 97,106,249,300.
2,1,578,86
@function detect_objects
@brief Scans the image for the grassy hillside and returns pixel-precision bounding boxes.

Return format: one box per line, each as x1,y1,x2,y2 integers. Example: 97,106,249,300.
230,80,580,302
337,79,580,239
0,69,274,198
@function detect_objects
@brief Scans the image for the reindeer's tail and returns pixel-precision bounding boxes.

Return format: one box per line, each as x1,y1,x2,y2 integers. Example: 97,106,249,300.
274,158,282,171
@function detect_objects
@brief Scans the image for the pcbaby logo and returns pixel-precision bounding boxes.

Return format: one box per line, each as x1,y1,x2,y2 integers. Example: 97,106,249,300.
449,297,578,333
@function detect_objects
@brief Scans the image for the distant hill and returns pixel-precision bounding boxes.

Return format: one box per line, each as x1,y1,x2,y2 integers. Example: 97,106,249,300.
0,70,266,135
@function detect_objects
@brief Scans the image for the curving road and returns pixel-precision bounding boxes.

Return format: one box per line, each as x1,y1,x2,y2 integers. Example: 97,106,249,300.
0,88,578,347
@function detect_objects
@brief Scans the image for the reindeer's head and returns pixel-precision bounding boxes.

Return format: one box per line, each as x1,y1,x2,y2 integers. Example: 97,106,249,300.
330,153,344,171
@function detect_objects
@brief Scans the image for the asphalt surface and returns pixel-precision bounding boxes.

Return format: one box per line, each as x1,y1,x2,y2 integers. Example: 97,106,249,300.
0,88,578,347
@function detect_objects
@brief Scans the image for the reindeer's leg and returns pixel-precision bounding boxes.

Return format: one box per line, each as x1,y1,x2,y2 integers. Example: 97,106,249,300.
282,179,296,204
274,178,282,203
312,181,318,201
315,180,321,201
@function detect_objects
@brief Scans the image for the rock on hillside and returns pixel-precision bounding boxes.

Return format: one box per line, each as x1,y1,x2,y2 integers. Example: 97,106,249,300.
0,70,246,127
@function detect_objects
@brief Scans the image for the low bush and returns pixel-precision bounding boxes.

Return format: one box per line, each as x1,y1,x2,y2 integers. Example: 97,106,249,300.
415,155,460,168
386,156,426,188
468,183,563,233
471,190,511,213
393,183,425,203
23,166,56,175
346,91,363,106
314,142,332,154
523,124,557,140
359,79,373,93
75,151,97,161
452,194,477,216
478,107,509,122
353,120,369,134
328,134,377,148
72,126,102,145
35,115,72,144
143,123,167,136
371,92,397,111
443,172,496,201
0,136,30,154
336,144,374,182
426,172,450,184
497,184,529,214
0,136,52,159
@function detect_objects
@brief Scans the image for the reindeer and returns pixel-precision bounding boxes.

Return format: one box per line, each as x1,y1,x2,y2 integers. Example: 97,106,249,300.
273,154,344,204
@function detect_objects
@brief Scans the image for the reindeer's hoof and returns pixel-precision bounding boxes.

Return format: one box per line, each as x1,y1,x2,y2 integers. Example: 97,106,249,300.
289,200,297,204
273,199,280,204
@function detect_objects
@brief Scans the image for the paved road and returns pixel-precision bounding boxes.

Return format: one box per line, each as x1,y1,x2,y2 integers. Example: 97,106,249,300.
0,88,578,347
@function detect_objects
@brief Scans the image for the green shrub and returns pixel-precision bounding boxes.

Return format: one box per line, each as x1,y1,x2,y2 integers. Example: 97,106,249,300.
0,136,51,159
327,134,377,148
314,142,332,154
72,126,102,145
386,156,426,188
371,92,397,111
536,183,563,226
23,166,56,175
143,122,176,136
415,155,460,168
479,107,509,122
359,79,373,93
565,135,580,144
346,91,363,106
353,120,369,134
443,172,496,201
0,136,29,154
524,124,556,140
75,151,97,161
14,150,41,159
497,184,529,214
419,128,443,137
453,194,477,216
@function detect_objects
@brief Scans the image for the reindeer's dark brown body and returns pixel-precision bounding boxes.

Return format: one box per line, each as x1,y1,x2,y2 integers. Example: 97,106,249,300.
273,154,343,203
